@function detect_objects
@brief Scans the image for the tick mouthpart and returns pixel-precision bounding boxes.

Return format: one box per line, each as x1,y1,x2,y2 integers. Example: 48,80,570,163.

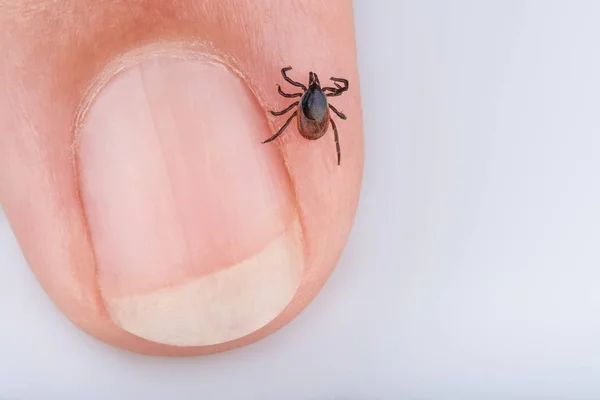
308,71,320,87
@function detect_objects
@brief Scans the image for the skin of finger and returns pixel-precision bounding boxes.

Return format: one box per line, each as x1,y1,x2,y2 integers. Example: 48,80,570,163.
0,0,363,356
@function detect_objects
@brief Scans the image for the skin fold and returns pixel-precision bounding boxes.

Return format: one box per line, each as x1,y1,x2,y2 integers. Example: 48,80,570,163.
0,0,363,356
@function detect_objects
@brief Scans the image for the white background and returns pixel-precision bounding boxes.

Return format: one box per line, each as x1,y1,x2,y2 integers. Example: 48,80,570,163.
2,1,600,399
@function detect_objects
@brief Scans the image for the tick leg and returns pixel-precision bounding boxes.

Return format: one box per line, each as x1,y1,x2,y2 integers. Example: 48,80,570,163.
262,111,298,144
323,83,343,92
281,66,307,91
324,77,349,97
324,88,348,97
323,83,342,92
331,118,341,166
330,77,349,91
278,85,302,98
270,101,299,116
322,85,340,92
329,104,347,120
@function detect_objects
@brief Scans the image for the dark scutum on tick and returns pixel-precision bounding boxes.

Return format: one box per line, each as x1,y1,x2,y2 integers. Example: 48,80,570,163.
262,66,349,165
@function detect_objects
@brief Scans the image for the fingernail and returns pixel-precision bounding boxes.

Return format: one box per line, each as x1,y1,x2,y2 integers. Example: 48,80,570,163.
78,54,303,346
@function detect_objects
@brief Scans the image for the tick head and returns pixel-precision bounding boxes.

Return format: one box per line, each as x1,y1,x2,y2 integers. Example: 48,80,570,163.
308,71,321,88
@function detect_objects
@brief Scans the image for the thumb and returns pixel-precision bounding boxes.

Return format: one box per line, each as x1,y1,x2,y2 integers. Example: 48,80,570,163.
0,0,363,355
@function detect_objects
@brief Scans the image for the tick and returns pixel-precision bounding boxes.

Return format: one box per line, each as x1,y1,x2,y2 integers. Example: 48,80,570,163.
262,66,349,165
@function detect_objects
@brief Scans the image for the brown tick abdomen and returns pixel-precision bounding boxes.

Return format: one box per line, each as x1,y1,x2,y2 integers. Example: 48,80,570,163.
297,104,329,140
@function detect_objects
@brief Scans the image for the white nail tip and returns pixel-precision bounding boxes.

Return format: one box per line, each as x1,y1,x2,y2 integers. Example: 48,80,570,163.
106,219,304,346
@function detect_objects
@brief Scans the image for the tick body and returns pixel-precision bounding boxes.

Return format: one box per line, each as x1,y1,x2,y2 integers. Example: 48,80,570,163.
299,85,329,140
262,66,349,165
